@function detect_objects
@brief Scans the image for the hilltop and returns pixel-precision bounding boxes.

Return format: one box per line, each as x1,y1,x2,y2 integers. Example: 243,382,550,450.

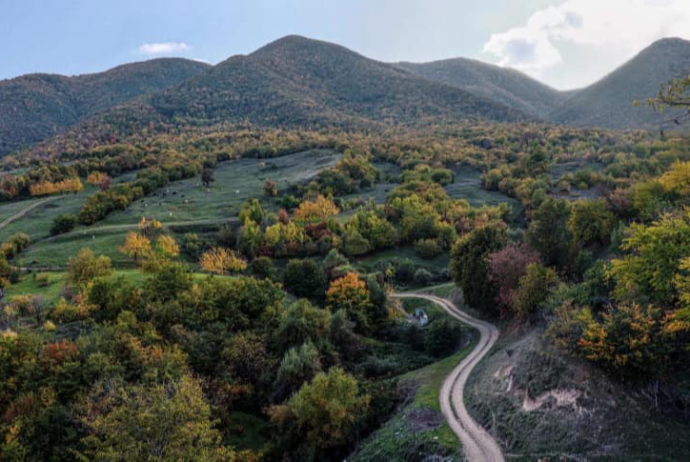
0,58,211,155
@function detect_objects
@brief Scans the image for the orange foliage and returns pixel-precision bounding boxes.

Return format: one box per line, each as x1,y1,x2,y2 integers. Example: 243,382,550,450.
29,178,83,197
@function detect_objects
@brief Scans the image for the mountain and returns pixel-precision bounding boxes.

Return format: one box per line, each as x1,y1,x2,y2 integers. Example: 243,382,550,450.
63,35,529,144
0,58,211,155
396,58,567,118
549,38,690,130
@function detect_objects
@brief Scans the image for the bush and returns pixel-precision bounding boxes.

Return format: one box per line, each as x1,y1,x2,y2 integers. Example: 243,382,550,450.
50,214,78,236
413,268,433,286
425,319,463,357
414,239,442,260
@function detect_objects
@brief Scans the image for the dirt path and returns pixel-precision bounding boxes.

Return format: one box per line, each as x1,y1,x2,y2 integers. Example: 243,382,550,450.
394,292,504,462
42,217,240,242
0,196,61,231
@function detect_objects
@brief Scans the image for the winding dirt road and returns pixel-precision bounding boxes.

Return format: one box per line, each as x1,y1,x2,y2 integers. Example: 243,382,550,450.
394,292,504,462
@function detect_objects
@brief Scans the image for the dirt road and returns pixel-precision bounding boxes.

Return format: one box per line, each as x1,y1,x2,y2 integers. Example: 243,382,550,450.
394,292,504,462
0,196,61,231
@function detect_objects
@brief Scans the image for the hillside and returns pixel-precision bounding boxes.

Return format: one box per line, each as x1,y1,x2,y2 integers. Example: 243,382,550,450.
549,38,690,130
0,58,211,155
56,35,529,146
397,58,566,118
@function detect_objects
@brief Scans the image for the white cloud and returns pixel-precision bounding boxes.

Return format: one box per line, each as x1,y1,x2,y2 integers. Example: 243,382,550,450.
483,0,690,83
138,42,191,55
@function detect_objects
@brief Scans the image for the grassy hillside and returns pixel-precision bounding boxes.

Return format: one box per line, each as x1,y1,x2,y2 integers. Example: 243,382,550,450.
549,38,690,130
0,58,211,155
397,58,566,118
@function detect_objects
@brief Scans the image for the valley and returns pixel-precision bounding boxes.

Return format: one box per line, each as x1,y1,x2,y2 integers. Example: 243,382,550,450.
1,25,690,462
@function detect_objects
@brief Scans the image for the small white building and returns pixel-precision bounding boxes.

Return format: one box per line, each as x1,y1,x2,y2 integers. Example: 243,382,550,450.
414,308,429,327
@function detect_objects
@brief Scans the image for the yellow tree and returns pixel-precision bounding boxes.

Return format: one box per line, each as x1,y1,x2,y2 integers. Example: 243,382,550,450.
199,247,247,275
120,232,152,262
294,195,339,222
660,161,690,197
326,272,372,333
156,235,180,258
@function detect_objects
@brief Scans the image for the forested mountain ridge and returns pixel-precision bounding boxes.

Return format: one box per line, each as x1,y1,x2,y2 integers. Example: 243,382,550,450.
73,35,529,140
0,58,211,155
396,57,568,118
549,37,690,129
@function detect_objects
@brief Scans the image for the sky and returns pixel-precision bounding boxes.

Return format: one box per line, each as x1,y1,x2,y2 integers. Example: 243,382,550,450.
2,0,690,89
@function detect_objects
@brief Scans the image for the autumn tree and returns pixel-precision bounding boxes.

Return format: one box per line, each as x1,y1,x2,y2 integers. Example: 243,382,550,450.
326,272,373,333
65,248,112,289
488,243,541,316
294,195,339,222
199,247,247,275
264,179,278,197
79,376,225,460
659,161,690,197
120,232,153,262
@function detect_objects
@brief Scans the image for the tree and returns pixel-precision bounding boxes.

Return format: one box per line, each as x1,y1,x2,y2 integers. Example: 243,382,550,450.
609,211,690,305
119,232,152,262
578,303,678,378
659,161,690,197
326,273,373,333
567,199,616,247
425,319,463,357
527,197,571,267
264,179,278,197
293,195,339,222
65,248,112,289
199,247,247,275
283,259,327,300
277,343,322,393
269,367,370,459
250,256,274,280
201,168,215,187
79,376,223,460
222,332,273,384
275,299,331,350
450,225,507,315
488,243,541,316
239,199,265,225
511,263,559,317
50,214,77,236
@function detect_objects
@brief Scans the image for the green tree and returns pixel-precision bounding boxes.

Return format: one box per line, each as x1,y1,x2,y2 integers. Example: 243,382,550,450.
450,225,507,314
65,248,112,289
276,299,331,350
50,214,78,236
609,211,690,305
527,197,571,267
567,199,616,247
511,263,559,317
277,343,322,393
79,376,223,461
270,367,370,460
283,259,328,300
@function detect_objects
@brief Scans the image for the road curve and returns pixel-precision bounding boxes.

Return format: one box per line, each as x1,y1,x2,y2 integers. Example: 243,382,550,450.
394,292,504,462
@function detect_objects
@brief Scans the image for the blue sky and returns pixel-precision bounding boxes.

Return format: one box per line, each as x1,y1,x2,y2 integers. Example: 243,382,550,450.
2,0,690,89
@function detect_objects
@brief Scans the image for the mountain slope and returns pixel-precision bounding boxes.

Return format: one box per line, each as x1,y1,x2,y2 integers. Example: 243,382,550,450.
396,58,566,118
0,58,211,155
549,38,690,130
67,35,529,143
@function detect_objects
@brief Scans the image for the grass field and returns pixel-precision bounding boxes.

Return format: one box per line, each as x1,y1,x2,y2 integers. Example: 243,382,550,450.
5,268,232,305
15,150,341,268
